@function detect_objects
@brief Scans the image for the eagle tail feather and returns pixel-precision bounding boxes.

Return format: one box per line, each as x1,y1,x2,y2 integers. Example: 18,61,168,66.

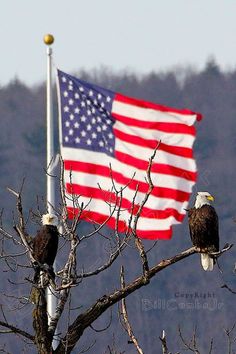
201,253,214,271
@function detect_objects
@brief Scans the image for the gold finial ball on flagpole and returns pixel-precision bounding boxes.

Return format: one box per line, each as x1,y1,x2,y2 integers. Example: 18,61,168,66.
44,34,54,45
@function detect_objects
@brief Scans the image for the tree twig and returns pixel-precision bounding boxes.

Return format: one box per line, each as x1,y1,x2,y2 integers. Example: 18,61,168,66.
178,326,200,354
0,320,34,342
119,265,144,354
221,284,236,294
131,145,160,280
159,330,170,354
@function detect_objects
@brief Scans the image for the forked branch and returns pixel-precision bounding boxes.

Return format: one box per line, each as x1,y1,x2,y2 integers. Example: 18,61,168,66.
54,242,233,354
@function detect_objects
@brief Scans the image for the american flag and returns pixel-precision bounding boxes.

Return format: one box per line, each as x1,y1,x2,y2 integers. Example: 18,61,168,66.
57,69,202,240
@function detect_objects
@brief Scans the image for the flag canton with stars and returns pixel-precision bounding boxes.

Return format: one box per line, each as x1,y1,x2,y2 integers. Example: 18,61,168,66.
58,70,116,157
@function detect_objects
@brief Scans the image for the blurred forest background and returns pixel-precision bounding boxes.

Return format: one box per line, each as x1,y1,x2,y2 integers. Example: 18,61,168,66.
0,58,235,353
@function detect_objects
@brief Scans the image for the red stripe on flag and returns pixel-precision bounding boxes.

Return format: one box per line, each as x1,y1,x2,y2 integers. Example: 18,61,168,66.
66,183,185,221
115,151,197,182
112,112,196,136
114,128,194,158
67,207,127,233
67,207,173,240
64,160,191,202
135,228,172,240
115,93,203,121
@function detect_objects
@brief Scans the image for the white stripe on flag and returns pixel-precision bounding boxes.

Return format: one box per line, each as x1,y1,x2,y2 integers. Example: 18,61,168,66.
62,148,195,192
65,197,182,231
112,100,198,125
114,121,195,148
115,139,197,172
64,170,189,213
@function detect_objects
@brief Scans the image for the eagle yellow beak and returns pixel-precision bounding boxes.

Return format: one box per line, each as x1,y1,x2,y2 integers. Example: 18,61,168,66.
207,195,214,202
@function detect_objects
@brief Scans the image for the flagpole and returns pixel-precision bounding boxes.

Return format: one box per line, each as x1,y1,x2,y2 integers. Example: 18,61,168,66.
43,33,57,348
44,33,55,213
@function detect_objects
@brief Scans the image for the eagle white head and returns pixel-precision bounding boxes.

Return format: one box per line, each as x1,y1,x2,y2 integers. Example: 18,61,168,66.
194,191,214,209
42,213,59,227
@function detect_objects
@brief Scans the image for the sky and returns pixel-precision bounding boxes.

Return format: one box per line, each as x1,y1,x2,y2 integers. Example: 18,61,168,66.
1,0,236,86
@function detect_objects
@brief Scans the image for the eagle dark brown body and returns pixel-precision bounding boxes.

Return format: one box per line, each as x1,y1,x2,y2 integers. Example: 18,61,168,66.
187,192,220,271
188,205,219,252
188,205,219,262
188,205,219,253
32,224,59,282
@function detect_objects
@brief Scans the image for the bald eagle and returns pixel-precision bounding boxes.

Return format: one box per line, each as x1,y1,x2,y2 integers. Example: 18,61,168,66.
187,192,219,271
32,213,59,283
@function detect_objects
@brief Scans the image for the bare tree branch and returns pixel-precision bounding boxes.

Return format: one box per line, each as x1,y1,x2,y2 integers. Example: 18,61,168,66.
131,144,159,280
0,150,233,354
221,284,236,294
159,330,170,354
208,338,214,354
54,246,198,353
7,178,26,234
119,266,144,354
178,326,200,354
53,241,233,353
207,243,233,257
90,309,112,333
223,324,236,354
0,320,34,342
